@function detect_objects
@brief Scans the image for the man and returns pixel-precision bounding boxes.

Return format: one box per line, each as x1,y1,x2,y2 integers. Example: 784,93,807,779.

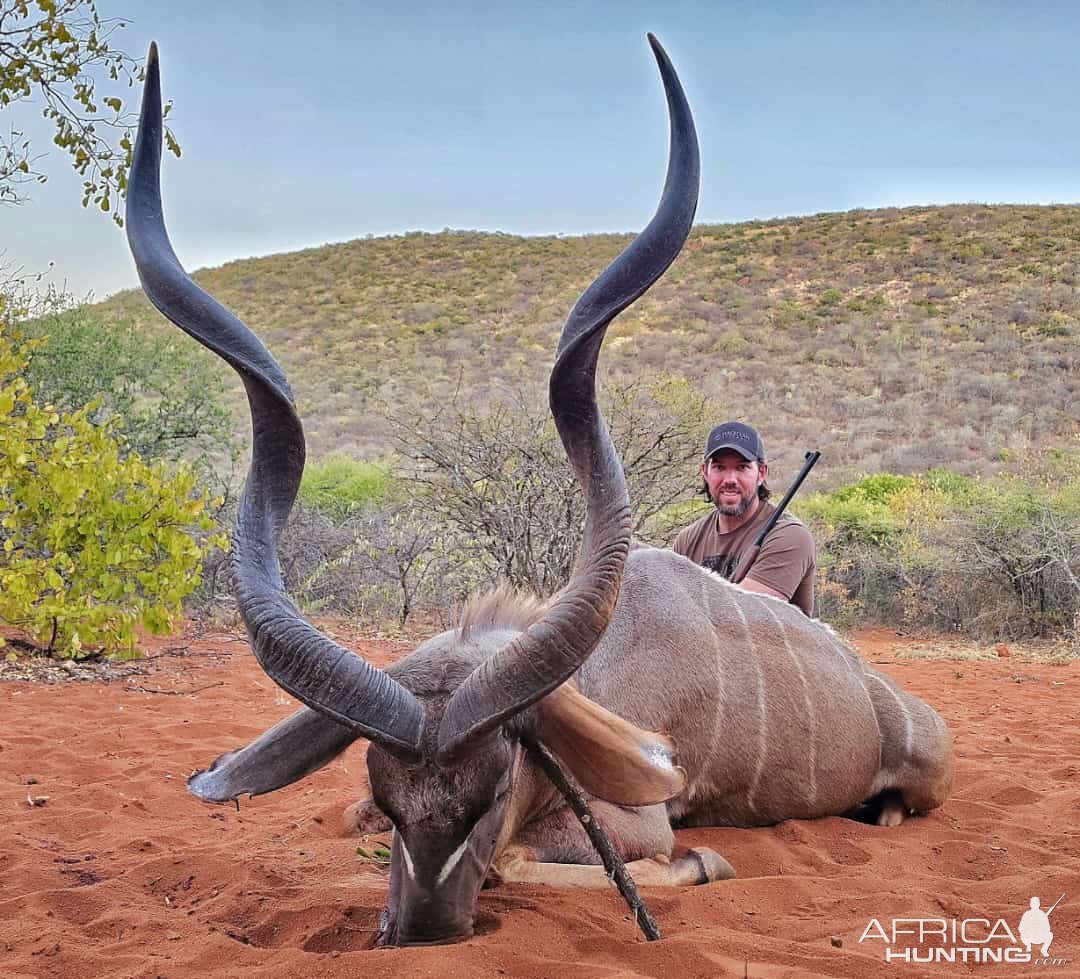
673,421,816,616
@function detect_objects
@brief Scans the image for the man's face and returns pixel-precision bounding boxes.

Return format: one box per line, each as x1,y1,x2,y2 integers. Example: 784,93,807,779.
701,449,767,517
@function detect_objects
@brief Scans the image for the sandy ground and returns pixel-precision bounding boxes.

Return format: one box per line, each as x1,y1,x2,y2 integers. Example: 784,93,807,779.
1,626,1077,978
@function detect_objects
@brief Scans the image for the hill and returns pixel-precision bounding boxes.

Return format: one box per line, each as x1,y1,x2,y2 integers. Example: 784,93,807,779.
96,203,1079,486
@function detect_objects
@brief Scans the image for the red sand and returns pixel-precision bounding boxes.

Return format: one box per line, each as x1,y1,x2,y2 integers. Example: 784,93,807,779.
1,628,1077,978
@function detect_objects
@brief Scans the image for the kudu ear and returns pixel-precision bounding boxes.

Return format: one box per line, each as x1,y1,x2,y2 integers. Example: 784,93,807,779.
187,708,357,803
532,684,686,807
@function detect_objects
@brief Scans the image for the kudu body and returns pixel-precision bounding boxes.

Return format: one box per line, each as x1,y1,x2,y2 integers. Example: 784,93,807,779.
127,37,953,947
346,551,954,872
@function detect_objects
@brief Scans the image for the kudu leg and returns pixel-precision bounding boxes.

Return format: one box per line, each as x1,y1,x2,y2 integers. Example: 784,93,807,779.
875,789,907,827
493,844,734,888
865,671,956,825
494,798,735,888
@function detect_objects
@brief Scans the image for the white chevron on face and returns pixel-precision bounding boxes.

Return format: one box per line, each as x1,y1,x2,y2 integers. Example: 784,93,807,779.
436,836,471,887
400,835,416,881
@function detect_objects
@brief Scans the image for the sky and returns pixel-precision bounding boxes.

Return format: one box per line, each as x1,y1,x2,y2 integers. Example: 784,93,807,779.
6,0,1080,301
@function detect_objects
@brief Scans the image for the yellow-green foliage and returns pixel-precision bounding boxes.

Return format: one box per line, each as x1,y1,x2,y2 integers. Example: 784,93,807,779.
0,327,226,657
799,473,916,545
299,455,398,520
0,0,181,220
801,455,1080,638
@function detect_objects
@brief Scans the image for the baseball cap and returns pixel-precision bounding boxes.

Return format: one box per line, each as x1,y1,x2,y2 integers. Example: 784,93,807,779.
704,422,765,462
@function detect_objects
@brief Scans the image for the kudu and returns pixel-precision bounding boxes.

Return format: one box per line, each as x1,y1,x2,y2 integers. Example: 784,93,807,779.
127,37,954,947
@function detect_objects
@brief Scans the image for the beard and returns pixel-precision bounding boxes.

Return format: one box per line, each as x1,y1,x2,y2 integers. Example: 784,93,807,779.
712,486,756,517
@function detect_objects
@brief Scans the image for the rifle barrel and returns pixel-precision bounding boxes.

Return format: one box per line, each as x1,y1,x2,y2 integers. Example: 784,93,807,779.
753,450,821,548
730,449,820,584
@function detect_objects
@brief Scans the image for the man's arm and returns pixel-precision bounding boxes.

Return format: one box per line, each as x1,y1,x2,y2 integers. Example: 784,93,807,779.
739,577,788,601
737,521,814,602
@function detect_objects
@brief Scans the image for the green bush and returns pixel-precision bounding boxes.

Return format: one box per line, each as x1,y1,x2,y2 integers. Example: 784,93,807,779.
830,472,915,503
23,302,236,475
802,458,1079,640
0,326,226,658
298,455,398,521
799,473,914,546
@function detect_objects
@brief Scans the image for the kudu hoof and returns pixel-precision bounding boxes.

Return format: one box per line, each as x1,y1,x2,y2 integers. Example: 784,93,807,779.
876,790,908,827
684,847,736,883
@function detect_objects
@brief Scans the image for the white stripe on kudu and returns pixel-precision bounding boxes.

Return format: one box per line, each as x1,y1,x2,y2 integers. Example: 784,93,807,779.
732,599,766,818
760,601,817,808
400,836,416,881
868,672,913,755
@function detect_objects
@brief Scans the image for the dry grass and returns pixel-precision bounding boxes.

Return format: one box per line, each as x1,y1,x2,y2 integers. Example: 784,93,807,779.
893,636,1078,664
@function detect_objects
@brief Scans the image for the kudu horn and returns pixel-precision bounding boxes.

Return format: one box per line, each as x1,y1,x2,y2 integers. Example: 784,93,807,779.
126,42,423,757
126,34,697,767
435,33,700,761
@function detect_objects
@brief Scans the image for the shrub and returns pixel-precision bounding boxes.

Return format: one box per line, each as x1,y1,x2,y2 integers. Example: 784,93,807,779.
0,327,226,657
298,454,398,520
802,460,1079,640
390,374,709,595
800,474,913,546
269,499,484,628
22,302,237,479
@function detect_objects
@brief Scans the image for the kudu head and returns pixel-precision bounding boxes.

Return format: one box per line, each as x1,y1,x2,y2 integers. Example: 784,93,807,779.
127,34,698,945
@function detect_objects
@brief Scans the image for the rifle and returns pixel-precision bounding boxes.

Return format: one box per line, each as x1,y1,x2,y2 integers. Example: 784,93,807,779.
731,450,821,585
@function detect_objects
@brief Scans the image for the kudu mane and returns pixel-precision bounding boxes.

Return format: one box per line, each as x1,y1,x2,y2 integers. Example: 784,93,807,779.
458,584,549,640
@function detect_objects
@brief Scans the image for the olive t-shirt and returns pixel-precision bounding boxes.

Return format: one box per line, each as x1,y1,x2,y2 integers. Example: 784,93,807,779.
673,502,816,616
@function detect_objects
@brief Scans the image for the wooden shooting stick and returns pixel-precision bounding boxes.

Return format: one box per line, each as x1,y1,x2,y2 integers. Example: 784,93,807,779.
731,450,821,585
523,451,820,940
523,738,662,942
